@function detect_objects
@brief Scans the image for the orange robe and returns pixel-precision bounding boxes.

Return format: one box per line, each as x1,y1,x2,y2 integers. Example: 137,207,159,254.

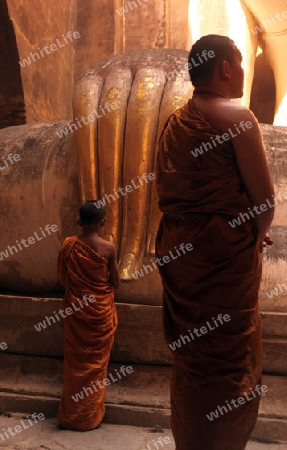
57,236,118,431
156,99,262,450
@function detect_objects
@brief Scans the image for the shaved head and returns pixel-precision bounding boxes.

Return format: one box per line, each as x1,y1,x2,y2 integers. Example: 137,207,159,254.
79,200,105,225
188,35,238,87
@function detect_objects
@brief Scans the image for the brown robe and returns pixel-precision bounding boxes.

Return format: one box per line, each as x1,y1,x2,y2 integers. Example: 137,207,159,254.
156,99,262,450
57,236,118,431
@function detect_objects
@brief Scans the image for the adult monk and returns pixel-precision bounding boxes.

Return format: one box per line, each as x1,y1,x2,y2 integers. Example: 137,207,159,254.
156,34,274,450
57,201,119,431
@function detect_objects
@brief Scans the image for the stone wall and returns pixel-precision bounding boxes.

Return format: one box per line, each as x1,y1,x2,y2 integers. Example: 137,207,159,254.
6,0,77,122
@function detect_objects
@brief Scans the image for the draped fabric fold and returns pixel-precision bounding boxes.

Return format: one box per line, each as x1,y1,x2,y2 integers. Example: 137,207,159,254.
57,236,118,431
156,100,262,450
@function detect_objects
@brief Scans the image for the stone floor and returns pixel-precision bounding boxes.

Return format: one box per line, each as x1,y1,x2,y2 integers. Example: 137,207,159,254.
0,414,286,450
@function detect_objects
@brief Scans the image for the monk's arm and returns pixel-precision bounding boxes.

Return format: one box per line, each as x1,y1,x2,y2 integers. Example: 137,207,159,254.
231,109,274,241
108,245,120,289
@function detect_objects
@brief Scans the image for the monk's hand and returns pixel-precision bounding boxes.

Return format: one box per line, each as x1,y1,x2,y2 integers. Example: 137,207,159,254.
260,233,273,252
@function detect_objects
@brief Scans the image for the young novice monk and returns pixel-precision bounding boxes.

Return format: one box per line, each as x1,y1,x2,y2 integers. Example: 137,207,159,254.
57,201,120,431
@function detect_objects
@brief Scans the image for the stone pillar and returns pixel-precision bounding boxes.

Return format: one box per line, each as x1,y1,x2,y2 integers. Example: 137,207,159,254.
6,0,77,122
242,0,287,125
0,0,25,129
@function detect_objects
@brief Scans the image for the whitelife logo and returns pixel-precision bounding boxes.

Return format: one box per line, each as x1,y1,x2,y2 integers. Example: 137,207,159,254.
169,313,231,351
250,11,287,35
142,436,172,450
56,101,119,139
206,385,268,421
228,191,287,229
266,280,287,299
19,31,81,68
191,121,253,158
71,366,134,402
116,0,149,16
132,243,193,280
0,224,58,261
0,153,21,171
0,342,8,351
0,413,45,443
34,295,96,332
94,172,155,209
156,49,215,86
